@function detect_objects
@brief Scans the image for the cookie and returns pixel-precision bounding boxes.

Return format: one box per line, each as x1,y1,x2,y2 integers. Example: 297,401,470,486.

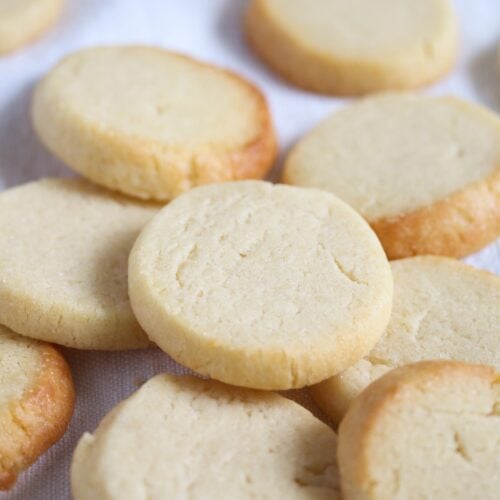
0,324,74,490
129,181,393,390
0,0,64,55
311,256,500,424
284,94,500,258
245,0,458,95
71,374,341,499
32,46,277,201
338,361,500,499
0,178,158,350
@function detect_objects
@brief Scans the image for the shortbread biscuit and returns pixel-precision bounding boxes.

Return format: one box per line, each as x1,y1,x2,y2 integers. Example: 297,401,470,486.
310,257,500,423
0,178,158,350
72,374,341,500
0,324,74,490
129,181,393,390
0,0,64,55
284,94,500,258
338,361,500,499
245,0,457,95
32,46,277,201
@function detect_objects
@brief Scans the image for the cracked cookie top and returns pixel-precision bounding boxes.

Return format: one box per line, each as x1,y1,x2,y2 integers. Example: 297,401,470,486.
337,361,500,500
311,256,500,423
129,181,393,390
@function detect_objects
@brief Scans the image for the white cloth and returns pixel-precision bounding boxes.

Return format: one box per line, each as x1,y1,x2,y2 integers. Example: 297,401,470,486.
0,1,498,498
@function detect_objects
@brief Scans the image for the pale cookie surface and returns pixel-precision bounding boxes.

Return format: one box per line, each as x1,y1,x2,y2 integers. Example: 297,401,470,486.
32,46,277,201
0,324,74,490
338,361,500,499
0,178,158,350
129,181,393,390
0,0,64,54
246,0,457,95
284,94,500,258
71,374,340,500
311,256,500,423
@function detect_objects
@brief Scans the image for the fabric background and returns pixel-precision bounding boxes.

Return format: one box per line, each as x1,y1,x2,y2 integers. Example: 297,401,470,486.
0,1,499,498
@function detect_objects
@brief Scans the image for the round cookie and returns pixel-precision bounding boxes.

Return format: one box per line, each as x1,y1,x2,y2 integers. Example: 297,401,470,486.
0,178,158,350
284,94,500,259
32,46,277,201
0,324,74,490
245,0,458,95
0,0,64,55
129,181,393,390
338,361,500,499
71,374,341,500
311,256,500,424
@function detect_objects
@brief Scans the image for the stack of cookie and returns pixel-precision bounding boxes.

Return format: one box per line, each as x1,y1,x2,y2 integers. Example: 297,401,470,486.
0,0,499,498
